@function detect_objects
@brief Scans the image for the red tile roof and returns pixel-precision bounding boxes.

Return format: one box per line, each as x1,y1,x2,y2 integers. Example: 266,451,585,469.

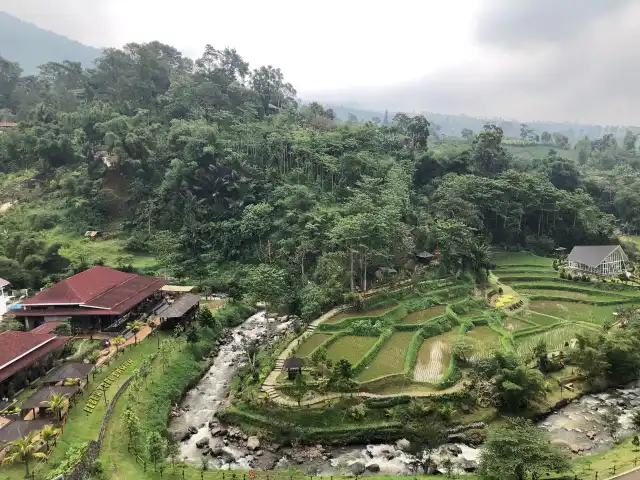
0,331,70,383
30,321,62,334
0,122,17,128
18,266,166,314
0,278,9,289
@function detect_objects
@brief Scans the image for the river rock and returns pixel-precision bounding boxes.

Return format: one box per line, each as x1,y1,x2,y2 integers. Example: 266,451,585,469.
256,450,263,456
586,431,596,440
210,426,227,437
202,447,211,456
188,425,198,435
196,437,210,449
445,444,462,455
350,461,366,475
247,436,261,451
365,463,380,472
570,444,582,453
179,430,193,442
395,438,411,451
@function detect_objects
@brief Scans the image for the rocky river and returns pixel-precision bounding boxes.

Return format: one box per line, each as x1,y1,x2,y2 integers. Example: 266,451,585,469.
168,313,640,476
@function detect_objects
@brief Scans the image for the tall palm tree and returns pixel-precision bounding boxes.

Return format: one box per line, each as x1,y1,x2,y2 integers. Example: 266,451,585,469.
1,431,47,477
112,336,126,354
127,320,143,344
39,424,60,452
44,392,70,422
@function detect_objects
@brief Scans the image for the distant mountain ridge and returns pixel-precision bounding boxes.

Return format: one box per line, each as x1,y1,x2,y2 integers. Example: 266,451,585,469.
323,104,637,142
0,11,101,74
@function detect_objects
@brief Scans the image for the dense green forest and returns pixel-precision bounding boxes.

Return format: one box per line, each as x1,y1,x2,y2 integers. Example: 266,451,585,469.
1,41,640,320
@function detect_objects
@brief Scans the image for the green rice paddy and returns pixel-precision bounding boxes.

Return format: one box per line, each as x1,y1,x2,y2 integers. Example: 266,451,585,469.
294,333,332,357
357,332,414,381
401,305,446,324
325,335,378,364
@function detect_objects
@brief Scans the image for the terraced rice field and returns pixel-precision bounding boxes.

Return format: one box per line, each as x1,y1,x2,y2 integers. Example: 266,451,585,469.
503,316,534,332
457,310,483,320
294,333,332,357
528,300,623,325
413,330,459,383
324,305,397,324
517,310,560,327
466,326,501,359
402,305,446,324
493,251,553,267
357,332,415,381
515,325,589,359
325,335,378,364
517,288,612,301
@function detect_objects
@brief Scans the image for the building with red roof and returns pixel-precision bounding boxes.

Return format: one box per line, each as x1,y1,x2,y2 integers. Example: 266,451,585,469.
0,122,17,128
10,266,166,333
0,331,70,398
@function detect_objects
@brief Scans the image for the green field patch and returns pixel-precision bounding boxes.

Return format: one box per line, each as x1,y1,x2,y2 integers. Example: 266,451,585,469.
457,310,483,320
517,288,620,301
326,335,379,364
511,281,639,299
517,310,560,327
498,273,559,281
401,305,446,324
493,251,552,267
528,300,622,325
294,333,332,357
515,325,587,360
503,316,534,332
357,332,414,381
325,305,397,324
466,326,501,359
413,330,458,383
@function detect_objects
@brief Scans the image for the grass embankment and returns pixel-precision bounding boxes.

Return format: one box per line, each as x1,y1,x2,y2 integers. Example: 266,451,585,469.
2,337,163,480
99,303,253,480
357,332,414,381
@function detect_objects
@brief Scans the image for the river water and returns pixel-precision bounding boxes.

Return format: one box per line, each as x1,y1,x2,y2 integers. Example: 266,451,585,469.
168,313,640,476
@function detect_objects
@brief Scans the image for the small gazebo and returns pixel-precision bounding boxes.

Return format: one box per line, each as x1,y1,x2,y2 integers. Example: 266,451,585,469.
283,357,304,380
20,385,80,420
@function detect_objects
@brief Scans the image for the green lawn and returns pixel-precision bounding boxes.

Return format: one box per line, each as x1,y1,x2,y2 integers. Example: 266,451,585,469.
325,335,378,364
506,144,579,163
294,333,332,357
2,335,165,480
42,227,158,271
357,332,414,381
511,281,640,298
401,305,446,324
517,310,561,327
324,305,397,324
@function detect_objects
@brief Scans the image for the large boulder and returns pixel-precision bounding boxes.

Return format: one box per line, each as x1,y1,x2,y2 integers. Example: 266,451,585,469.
195,437,210,449
365,463,380,472
247,436,261,451
395,438,411,451
350,461,366,475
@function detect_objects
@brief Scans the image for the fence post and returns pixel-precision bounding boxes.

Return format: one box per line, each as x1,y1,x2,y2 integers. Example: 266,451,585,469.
595,471,598,480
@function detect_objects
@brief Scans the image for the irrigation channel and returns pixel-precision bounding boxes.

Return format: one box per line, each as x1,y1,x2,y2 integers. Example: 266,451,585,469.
168,313,640,476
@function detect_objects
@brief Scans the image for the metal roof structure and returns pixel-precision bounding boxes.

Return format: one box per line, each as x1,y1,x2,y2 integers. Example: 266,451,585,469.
158,293,200,319
160,285,196,293
42,362,94,384
283,357,304,369
567,245,624,268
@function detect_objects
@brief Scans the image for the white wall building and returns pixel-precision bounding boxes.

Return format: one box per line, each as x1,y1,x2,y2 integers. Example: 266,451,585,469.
0,278,10,319
567,245,629,277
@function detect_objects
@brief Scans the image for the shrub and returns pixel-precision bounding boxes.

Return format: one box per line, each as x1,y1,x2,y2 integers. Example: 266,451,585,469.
567,273,573,280
559,270,567,279
498,287,503,294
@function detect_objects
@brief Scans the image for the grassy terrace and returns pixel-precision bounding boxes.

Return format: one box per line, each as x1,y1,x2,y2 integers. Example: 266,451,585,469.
2,334,165,480
356,331,414,381
326,335,378,364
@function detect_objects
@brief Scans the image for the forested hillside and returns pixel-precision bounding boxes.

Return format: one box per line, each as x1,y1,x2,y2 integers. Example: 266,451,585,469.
0,41,637,321
0,12,100,74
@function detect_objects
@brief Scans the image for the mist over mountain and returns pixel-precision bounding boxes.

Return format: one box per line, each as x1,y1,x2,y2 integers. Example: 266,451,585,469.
0,12,101,74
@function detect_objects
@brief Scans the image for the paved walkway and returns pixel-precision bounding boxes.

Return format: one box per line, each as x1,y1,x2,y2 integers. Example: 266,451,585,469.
96,323,155,366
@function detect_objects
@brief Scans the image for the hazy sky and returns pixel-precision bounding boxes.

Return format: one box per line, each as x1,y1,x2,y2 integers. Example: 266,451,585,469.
3,0,640,124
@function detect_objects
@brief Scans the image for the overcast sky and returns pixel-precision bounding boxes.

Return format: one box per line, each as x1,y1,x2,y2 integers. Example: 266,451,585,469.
3,0,639,124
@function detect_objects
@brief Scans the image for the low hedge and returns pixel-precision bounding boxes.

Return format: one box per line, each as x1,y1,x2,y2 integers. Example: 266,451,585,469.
218,407,404,444
402,295,439,313
450,298,486,315
439,355,460,388
404,329,425,374
513,322,563,338
510,283,624,296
